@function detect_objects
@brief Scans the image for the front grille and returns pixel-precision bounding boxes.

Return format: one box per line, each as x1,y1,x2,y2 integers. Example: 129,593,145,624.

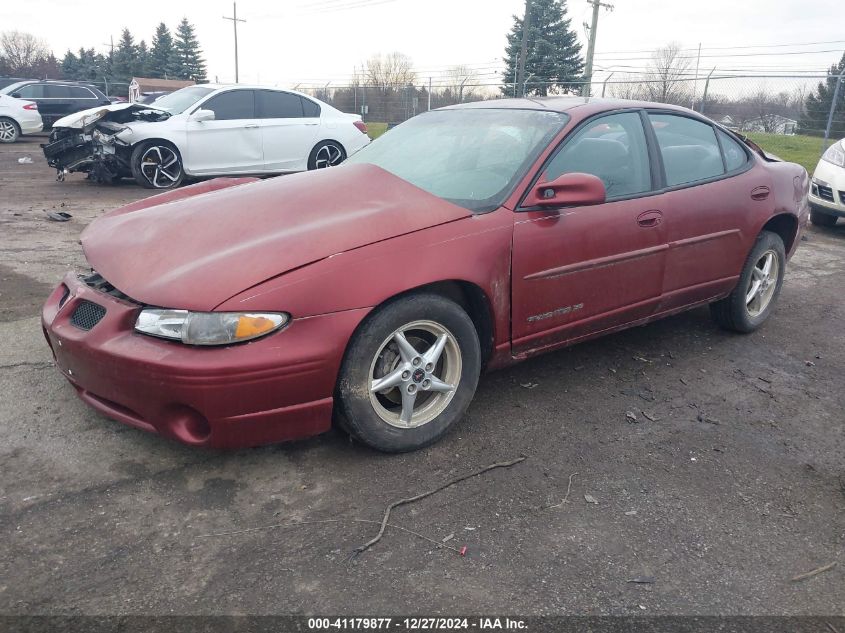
81,271,136,303
70,300,106,330
817,184,834,202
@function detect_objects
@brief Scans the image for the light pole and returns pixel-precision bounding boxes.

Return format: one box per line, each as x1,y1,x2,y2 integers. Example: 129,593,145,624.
223,2,247,83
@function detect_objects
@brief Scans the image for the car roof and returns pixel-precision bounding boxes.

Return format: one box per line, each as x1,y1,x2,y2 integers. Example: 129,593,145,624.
199,84,319,100
443,96,697,117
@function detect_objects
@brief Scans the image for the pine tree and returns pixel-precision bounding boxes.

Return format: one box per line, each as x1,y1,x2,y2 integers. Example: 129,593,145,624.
136,40,150,77
112,28,138,83
501,0,584,97
150,23,178,79
174,18,207,82
799,52,845,138
61,50,80,79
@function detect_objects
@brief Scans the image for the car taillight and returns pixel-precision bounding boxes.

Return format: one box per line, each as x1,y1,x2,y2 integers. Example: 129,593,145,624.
23,103,38,110
353,120,368,135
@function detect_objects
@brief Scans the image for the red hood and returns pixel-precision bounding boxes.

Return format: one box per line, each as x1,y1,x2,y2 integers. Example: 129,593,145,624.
82,164,470,310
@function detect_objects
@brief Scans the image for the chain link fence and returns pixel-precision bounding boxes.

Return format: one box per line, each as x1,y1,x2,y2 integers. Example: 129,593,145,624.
295,73,844,143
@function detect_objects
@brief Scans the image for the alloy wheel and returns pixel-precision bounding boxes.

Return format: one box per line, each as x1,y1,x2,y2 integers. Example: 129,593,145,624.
139,145,181,188
314,143,344,168
368,320,462,428
0,119,18,142
745,250,780,317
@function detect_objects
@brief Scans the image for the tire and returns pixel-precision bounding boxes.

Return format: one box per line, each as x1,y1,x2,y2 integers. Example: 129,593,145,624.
307,140,346,170
336,293,481,453
0,117,20,143
130,141,184,189
710,230,786,333
810,208,838,227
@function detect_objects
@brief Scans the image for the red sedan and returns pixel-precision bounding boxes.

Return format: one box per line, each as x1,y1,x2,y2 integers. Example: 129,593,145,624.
41,97,810,452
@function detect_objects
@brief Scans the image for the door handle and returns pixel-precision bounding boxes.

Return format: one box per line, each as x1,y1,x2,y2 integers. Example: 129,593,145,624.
244,124,259,129
751,186,770,201
637,210,663,228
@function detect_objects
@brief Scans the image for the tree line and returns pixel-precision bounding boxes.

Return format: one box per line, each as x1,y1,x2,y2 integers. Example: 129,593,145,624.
0,19,207,94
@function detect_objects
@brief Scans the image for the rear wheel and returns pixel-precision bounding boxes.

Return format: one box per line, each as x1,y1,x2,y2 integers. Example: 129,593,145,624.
336,294,481,452
130,141,184,189
0,117,20,143
810,208,838,227
710,230,785,333
307,140,346,170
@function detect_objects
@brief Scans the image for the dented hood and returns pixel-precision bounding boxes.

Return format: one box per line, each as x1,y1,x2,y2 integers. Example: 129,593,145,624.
81,164,471,310
52,103,165,129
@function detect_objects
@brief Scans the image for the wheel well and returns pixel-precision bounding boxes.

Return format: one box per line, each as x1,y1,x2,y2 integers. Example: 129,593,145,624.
0,116,20,131
380,281,496,366
761,214,798,253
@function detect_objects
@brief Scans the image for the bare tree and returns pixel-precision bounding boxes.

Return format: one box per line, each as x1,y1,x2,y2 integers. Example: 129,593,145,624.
443,65,479,103
364,52,416,90
0,30,51,76
643,42,692,105
607,73,645,100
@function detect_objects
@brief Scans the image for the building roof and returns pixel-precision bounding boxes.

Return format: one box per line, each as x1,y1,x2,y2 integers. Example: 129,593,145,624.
130,77,195,93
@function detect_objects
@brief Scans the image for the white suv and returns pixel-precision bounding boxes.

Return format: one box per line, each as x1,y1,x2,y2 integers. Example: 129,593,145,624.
0,93,43,142
809,139,845,227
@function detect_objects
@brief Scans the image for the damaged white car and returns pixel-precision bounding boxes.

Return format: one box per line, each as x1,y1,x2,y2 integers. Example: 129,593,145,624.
42,84,370,189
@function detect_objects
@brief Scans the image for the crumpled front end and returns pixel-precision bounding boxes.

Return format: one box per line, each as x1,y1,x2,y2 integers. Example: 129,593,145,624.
41,104,169,183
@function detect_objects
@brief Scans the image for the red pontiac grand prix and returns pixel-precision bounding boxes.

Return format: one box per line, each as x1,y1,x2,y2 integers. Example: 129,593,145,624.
42,97,810,452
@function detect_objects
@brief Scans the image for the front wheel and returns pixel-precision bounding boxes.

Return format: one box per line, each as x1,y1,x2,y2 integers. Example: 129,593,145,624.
0,117,20,143
130,141,184,189
307,140,346,170
336,294,481,452
710,230,786,333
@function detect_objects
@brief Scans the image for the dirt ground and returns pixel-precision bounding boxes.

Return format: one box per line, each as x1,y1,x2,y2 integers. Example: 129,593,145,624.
1,137,843,616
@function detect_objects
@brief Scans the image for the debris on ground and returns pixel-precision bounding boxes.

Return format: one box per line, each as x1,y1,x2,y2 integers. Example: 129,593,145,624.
791,561,837,582
697,413,721,425
350,456,527,557
46,211,72,222
584,494,599,504
627,576,656,584
17,157,33,164
626,411,639,424
642,411,660,422
546,472,578,509
520,382,539,389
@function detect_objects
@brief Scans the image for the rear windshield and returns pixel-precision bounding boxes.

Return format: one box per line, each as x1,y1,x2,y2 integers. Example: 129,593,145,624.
344,108,568,212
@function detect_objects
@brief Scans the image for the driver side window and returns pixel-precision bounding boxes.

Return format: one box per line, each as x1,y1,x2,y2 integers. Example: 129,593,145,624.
544,112,652,199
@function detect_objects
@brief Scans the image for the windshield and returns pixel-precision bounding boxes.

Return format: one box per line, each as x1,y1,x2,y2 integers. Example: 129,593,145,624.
149,86,215,114
344,108,568,212
0,81,29,95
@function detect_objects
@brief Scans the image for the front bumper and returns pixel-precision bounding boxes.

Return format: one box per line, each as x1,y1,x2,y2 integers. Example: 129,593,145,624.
42,273,367,448
809,159,845,216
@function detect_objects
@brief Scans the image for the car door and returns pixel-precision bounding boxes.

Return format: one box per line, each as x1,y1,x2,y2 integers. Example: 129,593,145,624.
256,90,320,171
67,85,102,114
185,89,263,174
13,84,52,122
511,111,668,356
647,112,759,310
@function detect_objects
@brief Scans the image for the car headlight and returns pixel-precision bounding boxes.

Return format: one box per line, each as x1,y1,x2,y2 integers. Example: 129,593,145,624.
134,309,288,346
822,141,845,167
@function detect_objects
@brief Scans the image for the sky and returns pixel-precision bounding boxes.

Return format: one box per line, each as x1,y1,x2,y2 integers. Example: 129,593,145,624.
2,0,844,90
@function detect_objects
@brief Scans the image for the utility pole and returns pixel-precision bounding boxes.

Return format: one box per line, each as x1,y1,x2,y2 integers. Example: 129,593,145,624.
223,2,246,83
583,0,614,97
428,76,432,111
690,42,702,110
516,0,532,96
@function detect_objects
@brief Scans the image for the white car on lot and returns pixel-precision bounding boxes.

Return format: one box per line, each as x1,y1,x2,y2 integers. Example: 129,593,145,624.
0,93,43,142
42,84,370,188
809,138,845,227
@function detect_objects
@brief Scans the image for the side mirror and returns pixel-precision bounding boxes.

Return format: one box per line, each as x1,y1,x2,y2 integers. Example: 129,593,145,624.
191,109,215,122
525,172,606,208
11,92,21,99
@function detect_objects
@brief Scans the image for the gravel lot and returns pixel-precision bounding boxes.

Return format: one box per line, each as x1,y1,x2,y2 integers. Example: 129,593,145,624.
1,138,843,616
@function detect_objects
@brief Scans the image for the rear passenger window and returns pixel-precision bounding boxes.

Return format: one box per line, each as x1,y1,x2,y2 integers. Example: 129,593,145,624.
301,97,320,117
649,114,724,186
717,129,748,171
203,90,255,120
257,90,303,118
68,86,95,98
545,111,652,199
44,85,72,98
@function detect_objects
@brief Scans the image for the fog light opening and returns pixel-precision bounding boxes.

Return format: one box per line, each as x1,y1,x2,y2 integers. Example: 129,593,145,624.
167,406,212,444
